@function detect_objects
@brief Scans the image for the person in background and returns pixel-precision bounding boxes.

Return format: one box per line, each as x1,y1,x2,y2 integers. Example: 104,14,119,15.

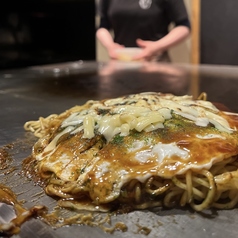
96,0,191,62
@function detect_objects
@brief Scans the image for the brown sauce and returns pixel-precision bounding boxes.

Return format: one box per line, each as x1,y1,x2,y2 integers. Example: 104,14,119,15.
0,145,13,170
0,184,46,236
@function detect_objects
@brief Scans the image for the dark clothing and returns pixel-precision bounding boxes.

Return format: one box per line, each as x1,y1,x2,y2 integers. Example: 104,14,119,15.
98,0,190,47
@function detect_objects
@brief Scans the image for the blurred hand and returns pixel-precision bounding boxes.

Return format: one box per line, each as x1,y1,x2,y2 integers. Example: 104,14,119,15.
107,43,125,59
133,39,163,61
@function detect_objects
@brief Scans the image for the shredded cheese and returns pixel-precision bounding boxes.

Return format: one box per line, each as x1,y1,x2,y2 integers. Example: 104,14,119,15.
58,93,233,142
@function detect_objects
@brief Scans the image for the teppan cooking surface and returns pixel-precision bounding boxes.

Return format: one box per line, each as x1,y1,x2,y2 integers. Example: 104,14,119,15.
1,61,238,238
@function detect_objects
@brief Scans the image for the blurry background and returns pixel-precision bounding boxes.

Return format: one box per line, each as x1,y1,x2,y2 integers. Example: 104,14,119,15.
0,0,238,69
0,0,96,69
95,0,192,64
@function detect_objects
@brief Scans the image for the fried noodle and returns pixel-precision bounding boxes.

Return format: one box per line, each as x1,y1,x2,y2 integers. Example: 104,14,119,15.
23,92,238,212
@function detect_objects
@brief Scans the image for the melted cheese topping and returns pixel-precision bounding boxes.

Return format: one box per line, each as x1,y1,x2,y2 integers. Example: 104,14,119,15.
32,92,238,203
58,93,234,143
